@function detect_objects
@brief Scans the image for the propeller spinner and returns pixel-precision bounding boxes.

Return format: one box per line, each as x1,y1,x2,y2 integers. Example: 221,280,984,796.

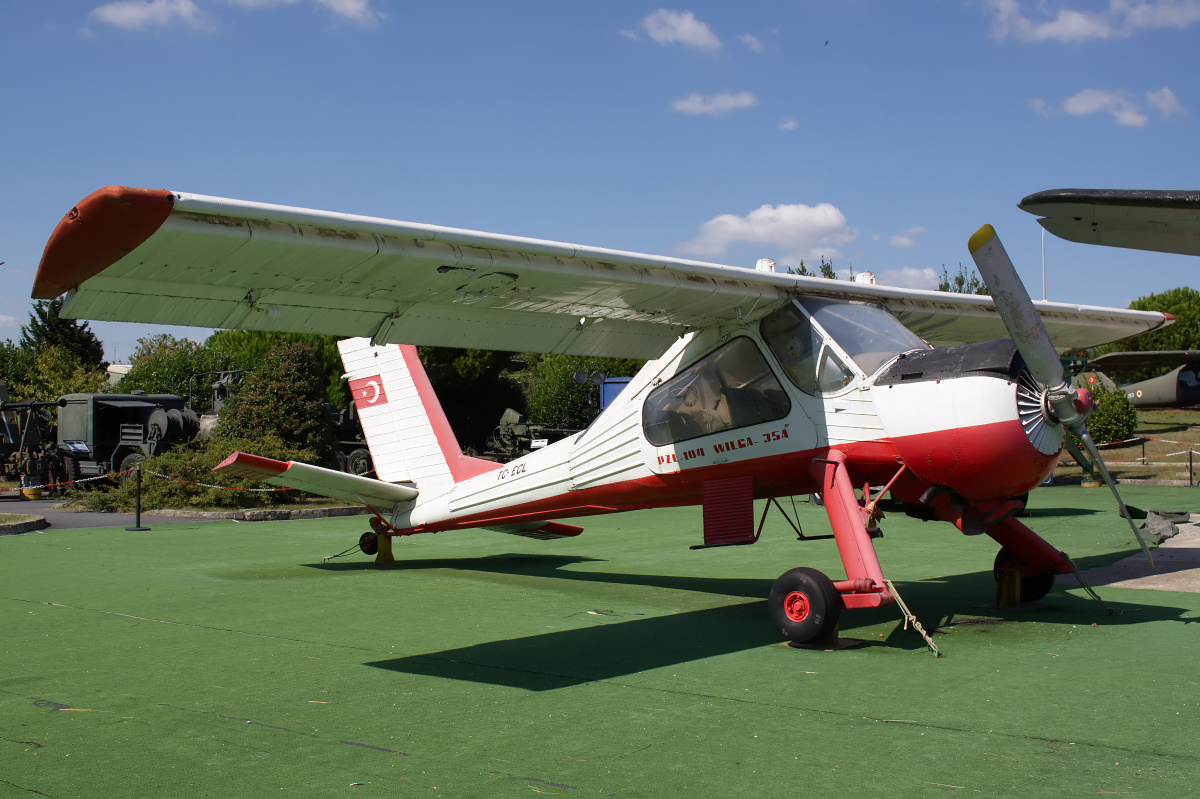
968,225,1154,566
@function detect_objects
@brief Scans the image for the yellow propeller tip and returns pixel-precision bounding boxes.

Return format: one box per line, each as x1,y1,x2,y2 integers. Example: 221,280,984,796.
968,224,997,255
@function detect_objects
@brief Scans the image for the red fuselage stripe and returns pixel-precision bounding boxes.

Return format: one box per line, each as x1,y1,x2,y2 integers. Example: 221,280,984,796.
400,418,1057,534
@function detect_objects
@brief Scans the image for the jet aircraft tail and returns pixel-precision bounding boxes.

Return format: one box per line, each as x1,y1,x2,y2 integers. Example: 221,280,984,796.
337,338,500,496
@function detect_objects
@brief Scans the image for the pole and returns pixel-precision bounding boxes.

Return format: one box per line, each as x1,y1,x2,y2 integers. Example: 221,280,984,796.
125,462,151,532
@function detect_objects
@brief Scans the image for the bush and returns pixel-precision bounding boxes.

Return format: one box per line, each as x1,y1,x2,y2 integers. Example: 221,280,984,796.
521,354,644,429
119,335,250,411
68,435,322,511
1076,385,1138,446
215,343,340,467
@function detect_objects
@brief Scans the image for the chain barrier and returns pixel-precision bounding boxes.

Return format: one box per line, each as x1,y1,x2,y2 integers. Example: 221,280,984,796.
1,467,294,494
142,469,294,492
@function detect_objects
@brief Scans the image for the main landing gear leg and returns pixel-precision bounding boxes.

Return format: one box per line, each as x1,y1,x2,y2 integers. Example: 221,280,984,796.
985,517,1070,605
767,450,894,646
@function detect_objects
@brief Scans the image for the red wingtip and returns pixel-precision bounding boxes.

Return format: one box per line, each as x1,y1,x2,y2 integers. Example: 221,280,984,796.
213,451,290,481
32,186,175,299
1163,312,1177,322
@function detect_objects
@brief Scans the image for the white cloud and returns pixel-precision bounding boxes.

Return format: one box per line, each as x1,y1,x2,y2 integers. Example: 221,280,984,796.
889,226,926,249
90,0,212,31
987,0,1200,43
739,32,763,52
677,202,858,264
225,0,300,6
314,0,381,25
1063,88,1148,126
1147,86,1184,118
620,28,639,41
671,91,758,116
876,268,940,290
778,117,798,131
1030,89,1158,126
1028,97,1051,117
641,9,721,50
0,315,16,328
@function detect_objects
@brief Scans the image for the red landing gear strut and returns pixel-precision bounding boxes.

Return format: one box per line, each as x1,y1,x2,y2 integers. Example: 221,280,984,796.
768,450,895,645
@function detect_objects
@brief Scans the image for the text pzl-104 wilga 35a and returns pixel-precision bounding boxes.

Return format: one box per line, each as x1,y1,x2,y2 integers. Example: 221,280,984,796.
33,187,1169,644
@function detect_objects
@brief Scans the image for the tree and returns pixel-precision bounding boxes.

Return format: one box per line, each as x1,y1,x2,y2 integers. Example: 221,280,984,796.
1094,287,1200,361
215,343,340,467
786,260,815,277
20,297,105,368
206,330,349,409
9,345,107,402
0,340,35,395
418,347,526,453
119,334,251,411
522,354,644,429
819,257,836,280
937,263,988,294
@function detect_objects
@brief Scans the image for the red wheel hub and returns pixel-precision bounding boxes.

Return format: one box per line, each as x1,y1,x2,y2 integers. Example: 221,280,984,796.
783,591,810,623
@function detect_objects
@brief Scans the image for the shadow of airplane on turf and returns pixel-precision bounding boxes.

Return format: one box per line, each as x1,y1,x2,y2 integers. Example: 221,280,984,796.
309,551,1193,690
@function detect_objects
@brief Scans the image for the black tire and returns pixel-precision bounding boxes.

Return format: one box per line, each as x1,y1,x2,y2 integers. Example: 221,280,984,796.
346,448,374,477
119,452,146,483
358,531,379,556
994,547,1056,603
768,567,843,644
63,455,84,488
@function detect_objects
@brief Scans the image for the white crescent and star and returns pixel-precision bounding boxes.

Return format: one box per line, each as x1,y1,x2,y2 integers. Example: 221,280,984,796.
361,380,381,404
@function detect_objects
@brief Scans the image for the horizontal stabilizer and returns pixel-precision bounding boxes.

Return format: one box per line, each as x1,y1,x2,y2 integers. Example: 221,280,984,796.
213,451,418,507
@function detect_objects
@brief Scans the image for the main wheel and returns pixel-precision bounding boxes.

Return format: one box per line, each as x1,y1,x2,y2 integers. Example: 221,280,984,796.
994,547,1056,603
768,567,843,644
346,448,374,477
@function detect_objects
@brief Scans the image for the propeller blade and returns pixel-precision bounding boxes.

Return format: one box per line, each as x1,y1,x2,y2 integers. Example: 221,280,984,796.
1071,423,1154,566
968,224,1064,388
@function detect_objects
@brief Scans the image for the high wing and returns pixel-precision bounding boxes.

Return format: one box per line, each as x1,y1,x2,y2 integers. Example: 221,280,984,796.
1019,188,1200,257
34,186,1169,357
1089,350,1200,371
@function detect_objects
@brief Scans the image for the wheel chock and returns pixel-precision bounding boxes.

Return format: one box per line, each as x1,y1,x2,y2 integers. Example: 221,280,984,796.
785,625,868,651
995,568,1020,607
374,532,396,566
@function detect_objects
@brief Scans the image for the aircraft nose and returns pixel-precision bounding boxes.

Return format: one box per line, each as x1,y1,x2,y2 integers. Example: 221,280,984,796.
872,340,1062,501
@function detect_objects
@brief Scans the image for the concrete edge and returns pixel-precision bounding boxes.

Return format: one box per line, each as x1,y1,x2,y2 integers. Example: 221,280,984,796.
0,516,51,536
147,506,373,522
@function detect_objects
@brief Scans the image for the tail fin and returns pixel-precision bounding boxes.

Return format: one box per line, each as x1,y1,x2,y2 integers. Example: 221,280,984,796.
337,338,500,495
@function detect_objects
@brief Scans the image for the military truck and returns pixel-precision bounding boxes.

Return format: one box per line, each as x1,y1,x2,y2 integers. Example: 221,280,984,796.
57,392,200,480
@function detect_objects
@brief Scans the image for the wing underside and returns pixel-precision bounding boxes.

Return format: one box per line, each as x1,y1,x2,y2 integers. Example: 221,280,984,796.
35,186,1170,357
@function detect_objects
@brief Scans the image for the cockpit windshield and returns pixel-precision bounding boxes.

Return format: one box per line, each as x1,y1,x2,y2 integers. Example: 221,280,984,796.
760,298,928,394
799,297,928,375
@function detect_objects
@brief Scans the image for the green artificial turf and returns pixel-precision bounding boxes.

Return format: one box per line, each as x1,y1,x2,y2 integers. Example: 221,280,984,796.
3,484,1199,798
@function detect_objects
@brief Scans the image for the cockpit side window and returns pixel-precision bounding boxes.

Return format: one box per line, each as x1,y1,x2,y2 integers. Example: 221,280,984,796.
642,337,790,447
759,302,824,395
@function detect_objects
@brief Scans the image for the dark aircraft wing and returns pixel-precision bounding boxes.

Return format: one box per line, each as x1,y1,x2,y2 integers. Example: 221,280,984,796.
1019,188,1200,256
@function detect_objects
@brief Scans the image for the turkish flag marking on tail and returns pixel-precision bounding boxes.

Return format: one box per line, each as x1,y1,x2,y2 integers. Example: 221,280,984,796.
349,375,388,410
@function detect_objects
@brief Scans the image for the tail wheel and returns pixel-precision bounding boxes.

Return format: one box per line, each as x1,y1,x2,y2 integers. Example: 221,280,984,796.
358,531,379,556
768,567,843,644
993,547,1056,603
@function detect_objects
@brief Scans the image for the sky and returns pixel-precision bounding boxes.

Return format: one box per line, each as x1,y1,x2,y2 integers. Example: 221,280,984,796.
0,0,1196,363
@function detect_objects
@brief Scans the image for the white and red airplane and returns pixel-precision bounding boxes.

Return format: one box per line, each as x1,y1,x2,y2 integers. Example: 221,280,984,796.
34,187,1170,644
